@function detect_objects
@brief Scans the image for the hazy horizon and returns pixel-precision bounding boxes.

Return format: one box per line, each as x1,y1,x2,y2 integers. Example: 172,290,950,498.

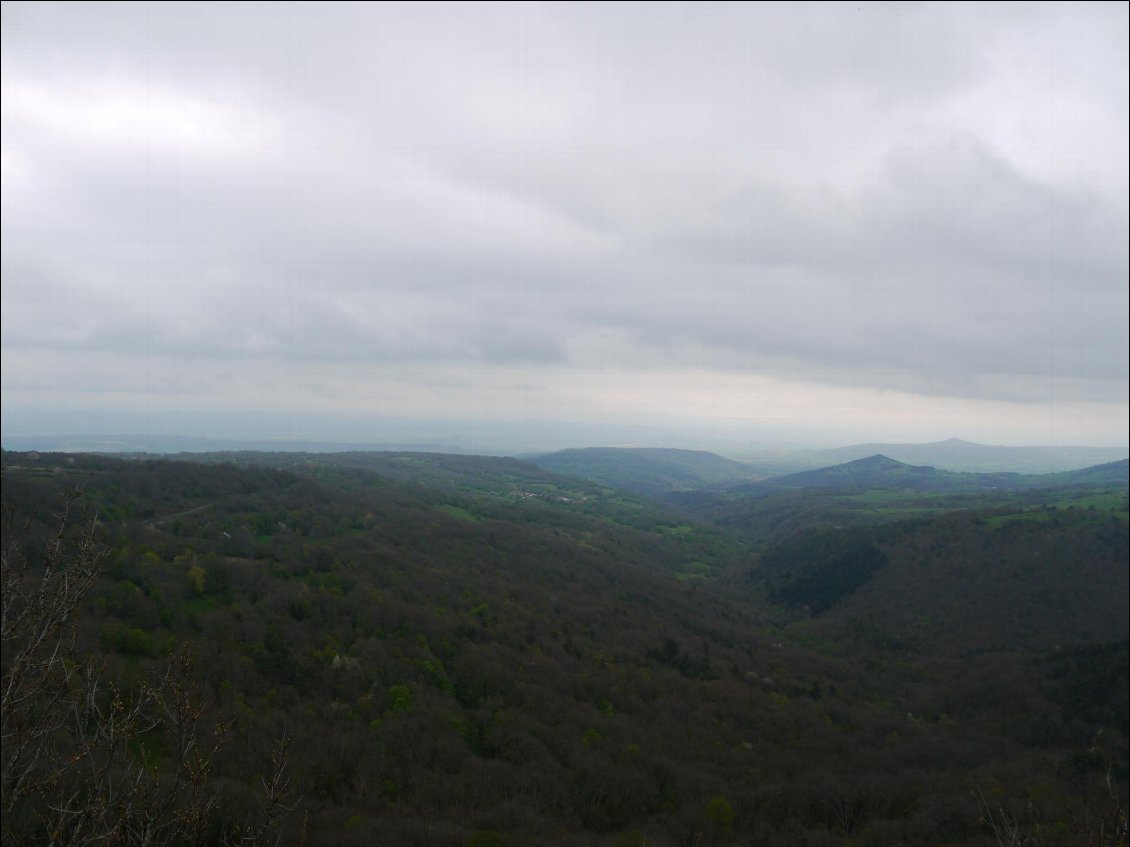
3,3,1128,447
3,407,1128,458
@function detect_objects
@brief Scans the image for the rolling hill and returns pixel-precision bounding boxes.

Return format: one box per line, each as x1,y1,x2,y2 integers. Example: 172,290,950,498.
751,454,1129,494
530,446,761,495
812,437,1128,474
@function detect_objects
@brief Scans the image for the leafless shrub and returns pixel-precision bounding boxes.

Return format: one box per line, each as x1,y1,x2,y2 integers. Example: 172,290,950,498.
2,481,294,845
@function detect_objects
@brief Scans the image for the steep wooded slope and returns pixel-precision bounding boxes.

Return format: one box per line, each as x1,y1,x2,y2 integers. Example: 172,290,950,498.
3,451,1126,846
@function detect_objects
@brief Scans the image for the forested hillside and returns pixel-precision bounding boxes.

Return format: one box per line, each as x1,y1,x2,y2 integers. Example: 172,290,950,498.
812,438,1129,474
530,448,761,496
741,454,1129,494
2,450,1126,846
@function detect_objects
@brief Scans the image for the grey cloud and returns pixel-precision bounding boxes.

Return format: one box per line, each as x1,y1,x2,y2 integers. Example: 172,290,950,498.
601,134,1129,394
649,135,1126,281
2,2,1126,427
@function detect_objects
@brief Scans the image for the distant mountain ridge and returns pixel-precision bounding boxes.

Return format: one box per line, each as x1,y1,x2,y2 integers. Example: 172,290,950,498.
0,434,476,455
531,446,761,495
812,437,1127,474
757,454,1129,493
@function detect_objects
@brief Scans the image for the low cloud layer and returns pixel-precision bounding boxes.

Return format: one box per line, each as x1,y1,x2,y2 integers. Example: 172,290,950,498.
2,3,1127,445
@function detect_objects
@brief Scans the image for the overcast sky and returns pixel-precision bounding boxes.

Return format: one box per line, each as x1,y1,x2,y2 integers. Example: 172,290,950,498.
2,2,1127,448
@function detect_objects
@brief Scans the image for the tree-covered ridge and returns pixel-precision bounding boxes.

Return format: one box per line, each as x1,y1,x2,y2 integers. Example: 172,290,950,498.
2,450,1127,846
812,438,1129,474
746,454,1129,493
668,457,1129,548
529,448,761,496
